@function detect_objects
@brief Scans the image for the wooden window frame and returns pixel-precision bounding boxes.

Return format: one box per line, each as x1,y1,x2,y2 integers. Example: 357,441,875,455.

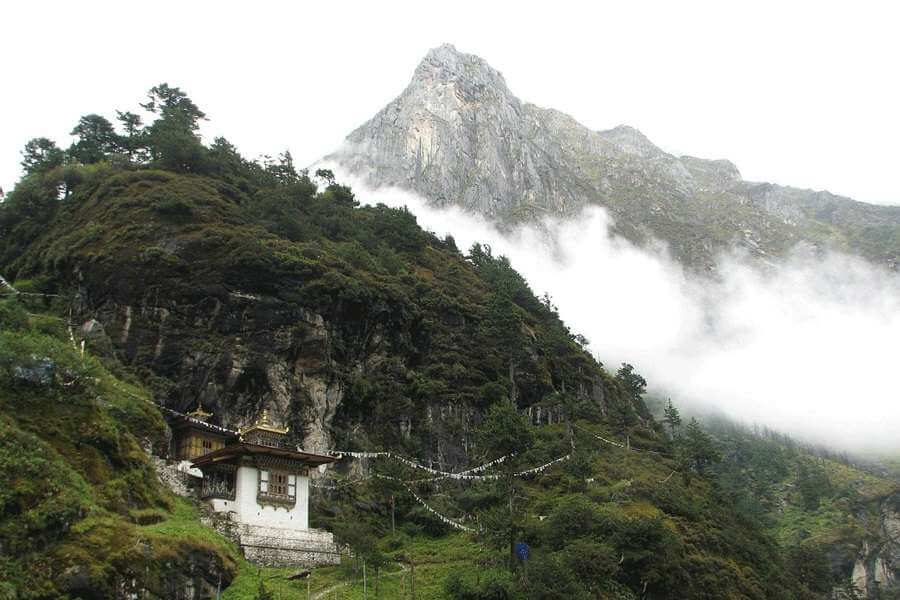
258,469,297,507
201,467,236,501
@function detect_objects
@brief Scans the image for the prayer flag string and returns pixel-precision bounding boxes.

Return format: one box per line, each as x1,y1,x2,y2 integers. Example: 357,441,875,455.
405,486,476,532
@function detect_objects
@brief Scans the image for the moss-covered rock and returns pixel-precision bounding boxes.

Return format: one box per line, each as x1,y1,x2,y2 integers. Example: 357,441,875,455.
0,305,239,599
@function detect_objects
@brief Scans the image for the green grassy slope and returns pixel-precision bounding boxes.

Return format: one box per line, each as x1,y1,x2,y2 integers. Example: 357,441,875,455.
0,298,241,599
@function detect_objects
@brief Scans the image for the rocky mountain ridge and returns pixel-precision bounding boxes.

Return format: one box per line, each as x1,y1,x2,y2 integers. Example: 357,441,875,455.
331,44,900,270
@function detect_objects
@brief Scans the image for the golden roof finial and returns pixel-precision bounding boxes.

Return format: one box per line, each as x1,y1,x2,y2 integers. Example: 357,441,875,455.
188,399,213,422
240,408,289,435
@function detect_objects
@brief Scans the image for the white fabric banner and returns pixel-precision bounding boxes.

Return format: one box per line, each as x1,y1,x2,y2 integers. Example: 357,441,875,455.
406,486,476,532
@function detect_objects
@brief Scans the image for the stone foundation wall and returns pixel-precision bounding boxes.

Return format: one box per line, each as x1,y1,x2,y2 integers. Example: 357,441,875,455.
201,510,242,547
236,524,341,567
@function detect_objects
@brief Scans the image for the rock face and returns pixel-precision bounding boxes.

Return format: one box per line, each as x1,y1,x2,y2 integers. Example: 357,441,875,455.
852,496,900,598
0,165,639,491
59,550,232,600
81,294,344,453
331,44,900,269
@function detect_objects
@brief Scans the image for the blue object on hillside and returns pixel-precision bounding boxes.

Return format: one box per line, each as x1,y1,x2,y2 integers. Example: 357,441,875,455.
515,542,530,561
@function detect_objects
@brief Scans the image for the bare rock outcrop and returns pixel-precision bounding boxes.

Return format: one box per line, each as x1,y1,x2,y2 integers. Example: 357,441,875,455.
330,43,900,269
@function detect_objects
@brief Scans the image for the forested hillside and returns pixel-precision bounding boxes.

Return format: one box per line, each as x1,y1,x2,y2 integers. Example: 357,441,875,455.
0,84,896,599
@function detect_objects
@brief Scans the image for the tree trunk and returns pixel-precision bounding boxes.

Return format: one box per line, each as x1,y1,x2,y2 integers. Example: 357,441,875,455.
508,360,517,406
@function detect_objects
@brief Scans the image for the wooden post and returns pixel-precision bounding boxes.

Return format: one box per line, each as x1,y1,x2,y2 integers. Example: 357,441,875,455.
508,489,515,572
391,494,396,535
410,559,416,600
363,560,367,600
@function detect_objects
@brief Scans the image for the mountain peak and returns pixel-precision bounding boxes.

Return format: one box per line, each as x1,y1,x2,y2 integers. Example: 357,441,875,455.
331,47,900,270
423,43,464,62
412,43,509,93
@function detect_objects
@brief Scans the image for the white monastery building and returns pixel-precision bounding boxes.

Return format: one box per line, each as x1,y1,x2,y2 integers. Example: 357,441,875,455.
168,407,340,566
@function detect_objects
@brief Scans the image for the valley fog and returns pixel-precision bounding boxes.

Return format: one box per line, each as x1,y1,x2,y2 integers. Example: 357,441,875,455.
328,165,900,454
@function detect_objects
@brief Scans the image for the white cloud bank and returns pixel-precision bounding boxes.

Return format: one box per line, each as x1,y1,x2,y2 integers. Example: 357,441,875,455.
326,165,900,453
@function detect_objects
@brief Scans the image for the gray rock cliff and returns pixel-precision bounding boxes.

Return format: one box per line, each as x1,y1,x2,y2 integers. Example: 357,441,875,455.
331,44,900,270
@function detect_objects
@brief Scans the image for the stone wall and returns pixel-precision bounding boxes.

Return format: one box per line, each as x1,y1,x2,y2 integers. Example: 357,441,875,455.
201,508,340,568
153,456,201,497
236,524,341,567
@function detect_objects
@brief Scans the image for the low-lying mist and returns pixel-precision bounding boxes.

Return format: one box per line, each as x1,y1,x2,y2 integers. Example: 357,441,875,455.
328,166,900,454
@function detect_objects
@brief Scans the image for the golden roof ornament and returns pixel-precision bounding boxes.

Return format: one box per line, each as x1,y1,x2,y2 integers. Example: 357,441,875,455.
187,399,213,422
240,408,289,436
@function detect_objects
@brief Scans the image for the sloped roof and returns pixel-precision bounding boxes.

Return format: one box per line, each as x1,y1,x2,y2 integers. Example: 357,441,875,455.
161,406,238,437
191,442,338,468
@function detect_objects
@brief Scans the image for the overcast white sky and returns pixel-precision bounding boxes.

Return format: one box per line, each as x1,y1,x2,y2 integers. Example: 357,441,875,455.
2,1,899,205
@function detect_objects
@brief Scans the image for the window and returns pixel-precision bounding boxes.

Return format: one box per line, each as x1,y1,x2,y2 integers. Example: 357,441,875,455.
271,472,288,495
258,470,296,505
202,469,235,500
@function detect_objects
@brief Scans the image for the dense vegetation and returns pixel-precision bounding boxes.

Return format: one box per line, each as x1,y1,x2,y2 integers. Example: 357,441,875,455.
1,84,897,599
0,298,242,598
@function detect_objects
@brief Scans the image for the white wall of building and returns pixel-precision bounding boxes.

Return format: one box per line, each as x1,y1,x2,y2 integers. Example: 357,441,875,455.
219,465,309,529
297,473,310,529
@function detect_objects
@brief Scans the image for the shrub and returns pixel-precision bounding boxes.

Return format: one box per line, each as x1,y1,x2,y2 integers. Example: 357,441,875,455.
0,299,27,330
523,553,589,599
445,567,515,600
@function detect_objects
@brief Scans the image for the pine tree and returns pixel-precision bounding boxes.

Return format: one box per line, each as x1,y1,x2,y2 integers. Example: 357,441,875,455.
683,418,720,475
663,398,682,438
20,138,65,175
140,83,208,172
115,110,146,161
69,114,121,164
